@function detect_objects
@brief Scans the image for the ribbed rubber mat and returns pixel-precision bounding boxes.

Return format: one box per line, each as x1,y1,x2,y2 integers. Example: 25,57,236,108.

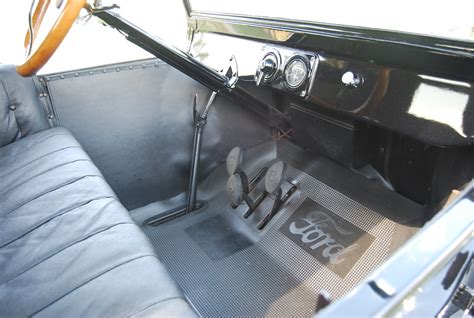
143,165,418,317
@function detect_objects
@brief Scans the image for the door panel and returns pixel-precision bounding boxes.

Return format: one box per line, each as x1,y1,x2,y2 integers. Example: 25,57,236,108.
44,59,271,209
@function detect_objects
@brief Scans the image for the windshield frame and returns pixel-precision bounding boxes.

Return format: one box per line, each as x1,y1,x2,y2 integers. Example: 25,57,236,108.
183,0,474,45
184,6,474,82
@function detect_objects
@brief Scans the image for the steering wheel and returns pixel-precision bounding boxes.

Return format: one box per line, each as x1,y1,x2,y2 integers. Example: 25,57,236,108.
16,0,87,77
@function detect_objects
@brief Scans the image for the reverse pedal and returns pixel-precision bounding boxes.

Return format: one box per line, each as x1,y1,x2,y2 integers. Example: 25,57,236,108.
226,174,255,210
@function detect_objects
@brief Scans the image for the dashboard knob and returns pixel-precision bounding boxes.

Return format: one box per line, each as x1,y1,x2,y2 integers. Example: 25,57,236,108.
259,59,276,73
255,53,279,86
342,71,362,87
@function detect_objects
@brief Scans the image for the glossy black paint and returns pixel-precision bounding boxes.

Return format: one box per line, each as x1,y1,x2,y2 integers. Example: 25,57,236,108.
95,8,474,147
305,55,474,146
189,32,474,147
188,12,474,82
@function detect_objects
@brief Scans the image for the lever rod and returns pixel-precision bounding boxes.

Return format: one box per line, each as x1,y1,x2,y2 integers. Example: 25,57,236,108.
186,91,217,213
248,167,268,193
257,183,297,229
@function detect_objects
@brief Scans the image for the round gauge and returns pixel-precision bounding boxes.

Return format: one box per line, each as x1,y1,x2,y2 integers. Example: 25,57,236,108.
284,56,309,90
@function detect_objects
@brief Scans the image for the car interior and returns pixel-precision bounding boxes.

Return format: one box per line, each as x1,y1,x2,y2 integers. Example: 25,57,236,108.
1,0,473,317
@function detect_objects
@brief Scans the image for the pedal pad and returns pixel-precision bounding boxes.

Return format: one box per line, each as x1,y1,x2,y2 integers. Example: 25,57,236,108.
226,147,244,176
265,161,287,194
226,174,244,206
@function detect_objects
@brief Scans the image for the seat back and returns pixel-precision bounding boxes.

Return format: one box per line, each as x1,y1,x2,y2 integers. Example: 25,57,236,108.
0,65,49,147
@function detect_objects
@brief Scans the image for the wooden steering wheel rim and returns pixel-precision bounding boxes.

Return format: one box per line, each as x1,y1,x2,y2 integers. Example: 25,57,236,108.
16,0,87,77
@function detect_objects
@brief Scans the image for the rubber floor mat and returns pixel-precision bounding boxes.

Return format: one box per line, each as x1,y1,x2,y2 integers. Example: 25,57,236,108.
143,162,420,317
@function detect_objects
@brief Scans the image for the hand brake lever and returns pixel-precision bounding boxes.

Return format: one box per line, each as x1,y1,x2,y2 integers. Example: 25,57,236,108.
186,91,218,213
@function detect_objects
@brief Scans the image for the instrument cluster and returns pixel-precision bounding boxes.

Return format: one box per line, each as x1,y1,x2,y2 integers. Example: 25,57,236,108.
255,46,318,98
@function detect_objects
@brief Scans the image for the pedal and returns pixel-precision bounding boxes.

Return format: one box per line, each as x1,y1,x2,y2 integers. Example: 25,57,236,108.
265,161,287,194
258,161,294,230
226,146,267,195
226,147,244,176
243,161,284,219
225,147,282,218
226,174,256,211
226,174,244,207
226,147,249,194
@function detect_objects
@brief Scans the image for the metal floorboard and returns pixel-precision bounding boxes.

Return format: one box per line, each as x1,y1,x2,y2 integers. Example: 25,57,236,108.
141,140,423,317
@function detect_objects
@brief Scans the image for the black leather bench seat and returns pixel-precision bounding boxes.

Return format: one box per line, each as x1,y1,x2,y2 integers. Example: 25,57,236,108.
0,127,196,317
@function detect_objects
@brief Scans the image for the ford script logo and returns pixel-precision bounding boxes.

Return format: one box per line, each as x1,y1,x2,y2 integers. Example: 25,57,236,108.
280,198,375,278
288,210,359,265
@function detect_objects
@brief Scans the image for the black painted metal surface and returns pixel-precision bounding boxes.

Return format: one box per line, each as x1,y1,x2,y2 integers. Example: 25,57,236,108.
189,33,474,146
188,12,474,82
304,55,474,146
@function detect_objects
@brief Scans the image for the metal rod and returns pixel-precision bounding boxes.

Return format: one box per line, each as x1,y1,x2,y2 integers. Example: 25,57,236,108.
248,167,268,193
186,125,203,212
201,90,217,117
186,91,217,213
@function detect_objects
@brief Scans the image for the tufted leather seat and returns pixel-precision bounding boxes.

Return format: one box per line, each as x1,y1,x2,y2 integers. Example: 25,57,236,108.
0,66,196,317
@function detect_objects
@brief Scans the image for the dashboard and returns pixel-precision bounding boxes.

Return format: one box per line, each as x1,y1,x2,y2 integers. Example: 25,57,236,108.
189,32,474,148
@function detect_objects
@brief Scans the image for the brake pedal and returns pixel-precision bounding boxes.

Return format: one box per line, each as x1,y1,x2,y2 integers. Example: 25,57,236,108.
258,161,289,230
265,161,287,194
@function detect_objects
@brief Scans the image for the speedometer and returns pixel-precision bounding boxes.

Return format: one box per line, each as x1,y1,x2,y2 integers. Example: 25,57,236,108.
284,56,309,90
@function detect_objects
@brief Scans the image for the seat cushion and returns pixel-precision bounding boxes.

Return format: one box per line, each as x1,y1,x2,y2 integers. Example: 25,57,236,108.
0,127,196,317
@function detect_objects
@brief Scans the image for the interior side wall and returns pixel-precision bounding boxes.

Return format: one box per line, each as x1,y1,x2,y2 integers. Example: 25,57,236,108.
44,59,271,209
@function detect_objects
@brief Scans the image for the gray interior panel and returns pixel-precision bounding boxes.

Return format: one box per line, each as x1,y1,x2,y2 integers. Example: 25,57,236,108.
45,59,271,209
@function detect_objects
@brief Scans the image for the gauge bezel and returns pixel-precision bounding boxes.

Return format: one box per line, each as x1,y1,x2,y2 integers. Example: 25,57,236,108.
283,54,311,91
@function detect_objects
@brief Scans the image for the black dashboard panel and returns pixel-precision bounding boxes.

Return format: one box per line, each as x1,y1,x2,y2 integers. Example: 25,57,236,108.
306,55,474,146
189,12,474,82
189,32,474,147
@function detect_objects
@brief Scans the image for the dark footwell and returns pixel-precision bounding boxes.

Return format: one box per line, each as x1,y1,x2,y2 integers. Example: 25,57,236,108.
137,140,424,317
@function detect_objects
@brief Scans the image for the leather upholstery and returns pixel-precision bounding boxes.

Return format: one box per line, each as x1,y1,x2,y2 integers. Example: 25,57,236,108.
0,127,196,317
0,64,50,147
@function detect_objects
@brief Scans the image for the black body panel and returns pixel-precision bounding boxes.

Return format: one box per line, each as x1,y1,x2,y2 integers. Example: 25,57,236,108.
305,55,473,147
188,12,474,82
189,33,474,147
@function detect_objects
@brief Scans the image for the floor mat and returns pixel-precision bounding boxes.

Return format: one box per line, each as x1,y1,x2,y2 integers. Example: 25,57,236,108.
143,148,421,317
